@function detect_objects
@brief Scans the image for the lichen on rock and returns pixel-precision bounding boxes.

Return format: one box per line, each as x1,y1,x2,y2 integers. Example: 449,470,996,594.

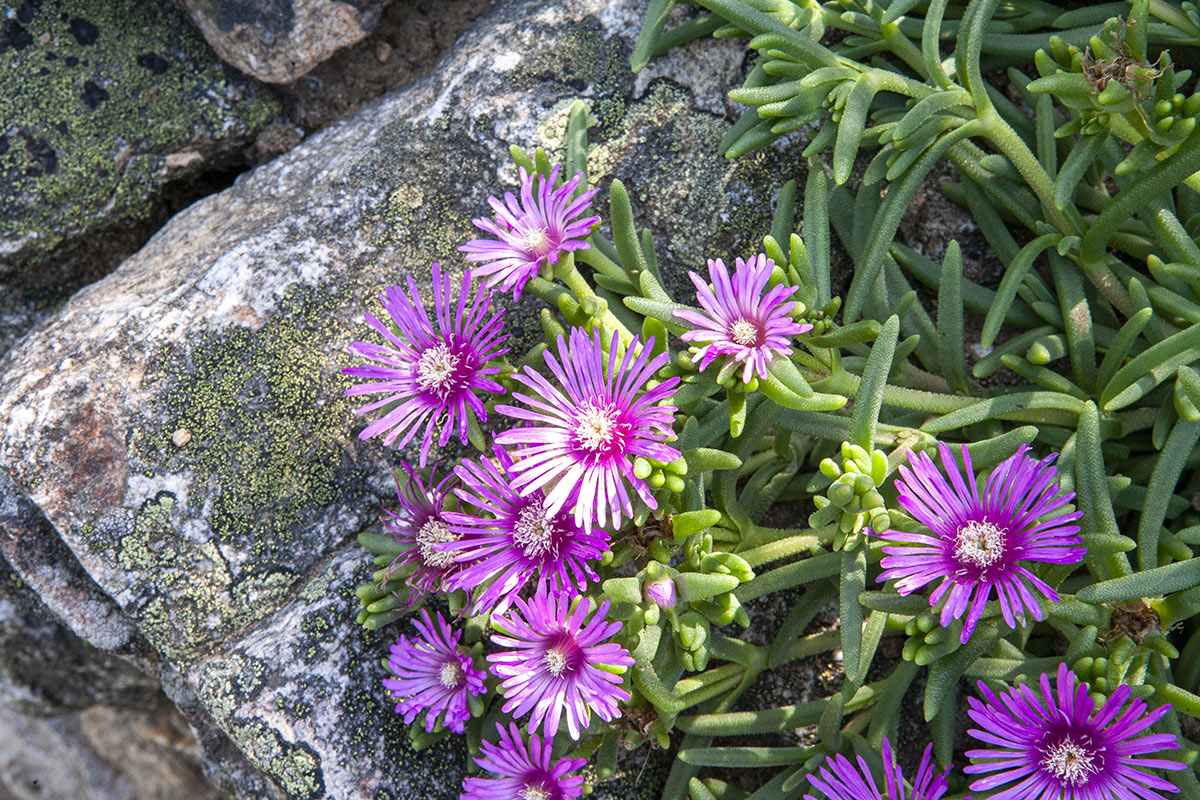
0,0,795,796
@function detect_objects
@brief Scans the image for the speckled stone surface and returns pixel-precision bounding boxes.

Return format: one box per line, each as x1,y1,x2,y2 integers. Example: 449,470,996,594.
0,0,280,277
0,0,803,796
180,0,392,83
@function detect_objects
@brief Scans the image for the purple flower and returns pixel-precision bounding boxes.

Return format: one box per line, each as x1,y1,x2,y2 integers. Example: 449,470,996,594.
380,464,463,603
805,738,959,800
383,609,486,734
876,444,1084,643
460,165,599,299
461,722,586,800
441,447,610,615
674,254,812,384
495,328,680,532
487,585,633,741
965,663,1185,799
343,265,507,465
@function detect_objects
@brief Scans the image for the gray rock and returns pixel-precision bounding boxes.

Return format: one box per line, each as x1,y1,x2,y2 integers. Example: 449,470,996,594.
180,0,392,83
0,0,283,358
0,698,225,800
0,0,790,796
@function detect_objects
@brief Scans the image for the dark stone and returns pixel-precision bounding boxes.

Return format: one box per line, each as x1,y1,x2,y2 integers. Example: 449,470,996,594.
179,0,390,83
67,17,99,45
136,52,169,74
0,20,33,51
18,133,56,177
81,79,109,110
0,0,282,360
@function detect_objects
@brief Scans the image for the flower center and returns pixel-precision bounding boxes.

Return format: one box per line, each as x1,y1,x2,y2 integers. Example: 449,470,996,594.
954,520,1006,568
575,401,620,453
416,518,458,569
520,783,551,800
513,503,558,558
523,227,552,255
416,343,461,395
543,646,571,677
729,318,760,347
438,659,464,689
1042,738,1100,785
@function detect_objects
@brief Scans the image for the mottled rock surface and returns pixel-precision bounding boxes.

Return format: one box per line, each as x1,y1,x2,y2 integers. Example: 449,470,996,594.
181,0,392,83
0,700,224,800
0,0,796,796
0,0,280,276
0,0,284,364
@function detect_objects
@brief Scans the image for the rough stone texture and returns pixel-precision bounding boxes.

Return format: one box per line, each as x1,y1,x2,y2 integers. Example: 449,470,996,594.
180,0,392,83
0,0,281,271
0,0,282,359
0,700,224,800
0,0,795,796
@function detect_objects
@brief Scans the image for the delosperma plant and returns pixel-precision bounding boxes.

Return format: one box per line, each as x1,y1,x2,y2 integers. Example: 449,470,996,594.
338,1,1200,797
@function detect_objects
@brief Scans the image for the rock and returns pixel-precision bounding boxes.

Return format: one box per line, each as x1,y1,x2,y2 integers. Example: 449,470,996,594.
0,0,282,357
180,0,392,83
0,0,789,796
0,698,225,800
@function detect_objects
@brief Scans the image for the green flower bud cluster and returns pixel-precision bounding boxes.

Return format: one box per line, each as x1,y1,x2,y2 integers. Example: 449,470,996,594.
635,454,689,501
809,442,890,547
901,609,965,666
603,527,754,673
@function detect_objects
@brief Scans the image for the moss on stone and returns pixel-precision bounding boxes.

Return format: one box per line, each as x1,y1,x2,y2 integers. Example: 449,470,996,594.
229,720,324,800
132,283,365,553
0,0,279,262
80,492,295,661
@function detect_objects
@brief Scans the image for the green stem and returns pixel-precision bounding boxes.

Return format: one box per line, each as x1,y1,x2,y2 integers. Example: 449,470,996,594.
815,369,977,414
738,533,826,566
980,109,1078,234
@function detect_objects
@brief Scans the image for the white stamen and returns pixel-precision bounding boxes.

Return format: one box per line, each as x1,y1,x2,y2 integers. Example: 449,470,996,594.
513,504,557,558
438,660,464,689
1042,739,1099,785
523,227,551,254
954,520,1006,568
729,318,760,347
575,401,618,453
543,647,570,677
520,784,551,800
416,343,460,394
416,519,458,569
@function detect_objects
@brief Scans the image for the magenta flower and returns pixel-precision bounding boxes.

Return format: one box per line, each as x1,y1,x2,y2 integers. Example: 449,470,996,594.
441,447,610,615
805,738,960,800
461,722,586,800
460,165,599,298
965,663,1185,799
343,265,507,465
673,254,811,383
495,328,680,532
487,586,633,741
876,444,1084,643
380,464,463,603
383,609,486,735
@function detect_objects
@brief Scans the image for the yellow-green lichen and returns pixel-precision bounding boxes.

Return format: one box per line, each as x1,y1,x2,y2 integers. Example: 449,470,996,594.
132,283,361,551
0,0,280,259
107,494,295,661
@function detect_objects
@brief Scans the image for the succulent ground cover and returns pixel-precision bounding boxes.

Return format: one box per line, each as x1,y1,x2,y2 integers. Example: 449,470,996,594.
341,0,1200,797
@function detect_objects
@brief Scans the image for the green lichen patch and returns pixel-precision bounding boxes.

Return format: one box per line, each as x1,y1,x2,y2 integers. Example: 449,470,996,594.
507,18,634,139
132,283,368,558
229,720,324,800
87,495,296,661
0,0,280,263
